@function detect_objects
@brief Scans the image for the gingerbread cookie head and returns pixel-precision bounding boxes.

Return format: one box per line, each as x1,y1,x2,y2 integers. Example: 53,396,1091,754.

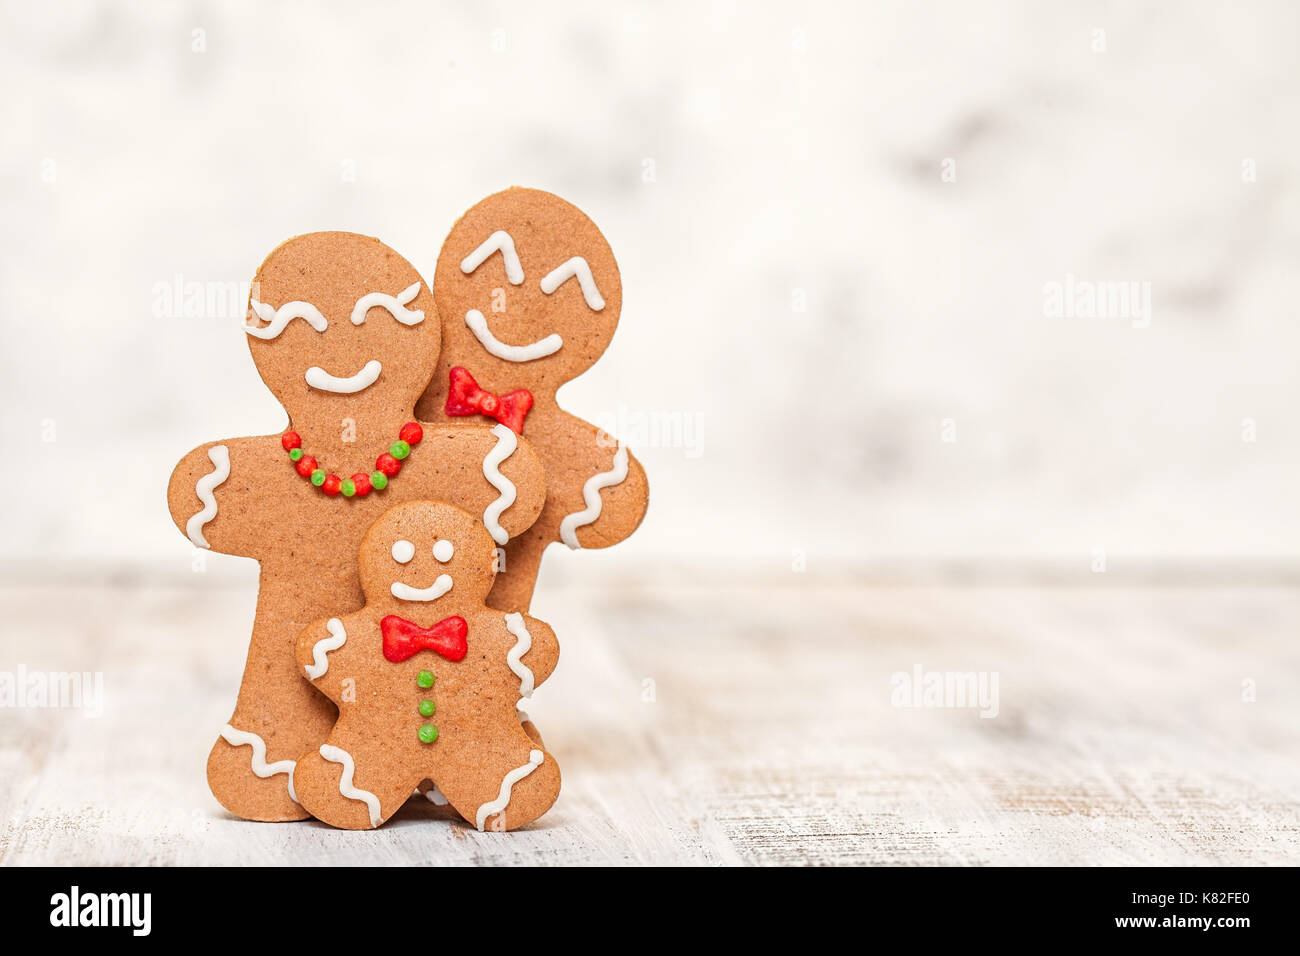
245,232,440,420
433,187,622,397
358,500,497,616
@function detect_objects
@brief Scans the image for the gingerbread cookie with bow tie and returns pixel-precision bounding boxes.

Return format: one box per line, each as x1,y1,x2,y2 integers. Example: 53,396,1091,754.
166,232,547,822
415,188,650,613
292,500,560,830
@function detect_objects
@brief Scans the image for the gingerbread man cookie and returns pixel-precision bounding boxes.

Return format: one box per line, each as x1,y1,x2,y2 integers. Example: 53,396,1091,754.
415,188,650,613
166,233,547,822
292,500,560,830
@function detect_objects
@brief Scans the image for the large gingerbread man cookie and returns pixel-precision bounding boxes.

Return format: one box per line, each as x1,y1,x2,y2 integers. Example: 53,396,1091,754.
166,232,547,822
292,500,561,831
415,188,650,613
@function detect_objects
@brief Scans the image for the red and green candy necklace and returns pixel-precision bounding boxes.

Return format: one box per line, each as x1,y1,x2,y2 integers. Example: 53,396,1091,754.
281,422,424,497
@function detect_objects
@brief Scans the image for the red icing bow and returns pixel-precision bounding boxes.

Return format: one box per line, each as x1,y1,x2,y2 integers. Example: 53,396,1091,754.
381,615,468,663
444,366,533,434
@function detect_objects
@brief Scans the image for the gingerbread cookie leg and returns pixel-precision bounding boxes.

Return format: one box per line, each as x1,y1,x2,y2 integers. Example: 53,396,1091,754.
207,605,335,822
436,734,562,832
292,719,416,830
417,710,544,803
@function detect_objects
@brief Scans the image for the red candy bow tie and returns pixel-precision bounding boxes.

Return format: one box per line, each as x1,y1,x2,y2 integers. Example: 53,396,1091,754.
381,615,468,663
444,366,533,434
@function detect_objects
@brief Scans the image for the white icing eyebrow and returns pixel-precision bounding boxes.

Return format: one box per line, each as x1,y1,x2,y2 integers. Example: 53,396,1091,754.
244,299,328,338
350,281,425,326
461,231,524,286
539,257,605,311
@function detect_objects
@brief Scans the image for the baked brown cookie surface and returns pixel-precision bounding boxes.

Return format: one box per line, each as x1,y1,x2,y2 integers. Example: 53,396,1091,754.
167,233,547,821
416,188,650,612
293,501,561,831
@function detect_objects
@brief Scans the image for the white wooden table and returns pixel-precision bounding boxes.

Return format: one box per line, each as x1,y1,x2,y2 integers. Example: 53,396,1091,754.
2,571,1297,865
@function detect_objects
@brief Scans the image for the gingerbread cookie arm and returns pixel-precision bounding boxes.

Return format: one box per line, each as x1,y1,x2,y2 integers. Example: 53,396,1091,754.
295,616,365,701
166,438,268,557
558,440,649,551
501,611,559,695
407,423,547,544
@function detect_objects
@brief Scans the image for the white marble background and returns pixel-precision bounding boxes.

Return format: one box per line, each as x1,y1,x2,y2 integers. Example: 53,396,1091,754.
2,0,1297,574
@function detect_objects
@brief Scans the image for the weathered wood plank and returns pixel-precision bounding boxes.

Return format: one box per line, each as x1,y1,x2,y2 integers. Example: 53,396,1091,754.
1,580,1296,865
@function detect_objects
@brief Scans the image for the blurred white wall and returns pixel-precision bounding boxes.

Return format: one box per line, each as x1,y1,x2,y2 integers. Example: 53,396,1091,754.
2,0,1297,572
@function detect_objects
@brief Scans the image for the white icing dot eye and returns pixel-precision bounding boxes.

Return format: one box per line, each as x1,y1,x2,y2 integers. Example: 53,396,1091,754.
391,540,415,564
432,539,455,562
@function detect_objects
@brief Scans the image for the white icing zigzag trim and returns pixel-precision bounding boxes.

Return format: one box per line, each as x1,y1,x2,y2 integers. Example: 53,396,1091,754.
351,282,424,326
245,299,328,339
220,724,298,803
465,309,563,363
482,424,518,546
476,750,543,831
540,257,605,310
461,230,524,285
319,744,383,828
559,441,629,549
186,445,230,549
504,613,535,699
304,359,382,394
305,618,347,679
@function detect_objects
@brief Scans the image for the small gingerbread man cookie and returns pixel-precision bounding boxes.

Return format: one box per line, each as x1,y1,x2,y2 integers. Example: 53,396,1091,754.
166,233,548,822
415,188,650,613
292,500,561,831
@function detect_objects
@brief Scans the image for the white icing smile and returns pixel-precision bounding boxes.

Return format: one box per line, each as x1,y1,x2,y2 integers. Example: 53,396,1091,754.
391,574,453,602
465,310,562,363
305,359,382,393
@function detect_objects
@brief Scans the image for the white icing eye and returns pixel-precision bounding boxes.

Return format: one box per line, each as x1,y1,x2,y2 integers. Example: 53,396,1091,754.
432,539,454,562
539,256,605,311
461,231,524,285
350,282,424,326
391,540,415,564
244,299,329,339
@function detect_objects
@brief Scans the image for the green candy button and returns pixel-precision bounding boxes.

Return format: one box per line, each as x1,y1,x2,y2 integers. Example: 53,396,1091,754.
419,699,435,717
418,724,438,744
340,478,356,497
310,469,326,487
371,470,388,491
416,670,434,689
390,440,411,460
288,448,303,462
